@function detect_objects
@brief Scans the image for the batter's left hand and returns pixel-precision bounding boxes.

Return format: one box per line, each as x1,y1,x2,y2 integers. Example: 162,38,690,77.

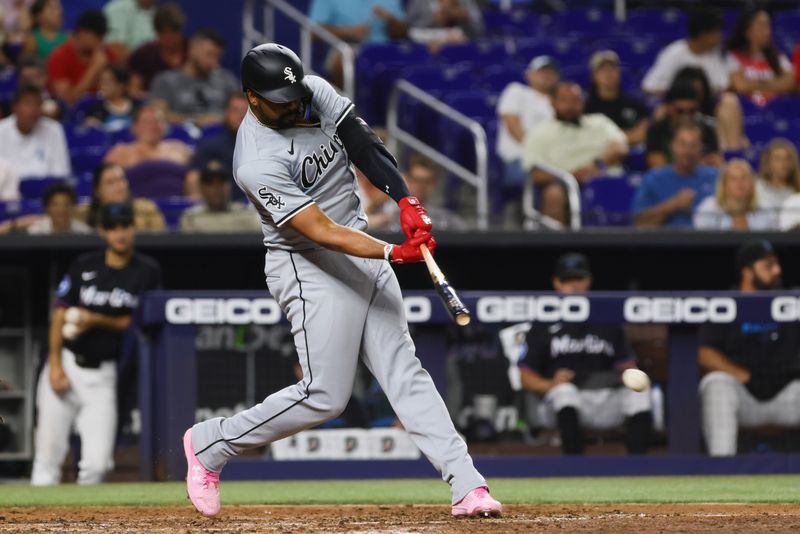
398,196,432,239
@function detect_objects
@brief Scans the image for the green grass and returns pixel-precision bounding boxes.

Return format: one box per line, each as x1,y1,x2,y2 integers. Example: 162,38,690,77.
2,476,800,507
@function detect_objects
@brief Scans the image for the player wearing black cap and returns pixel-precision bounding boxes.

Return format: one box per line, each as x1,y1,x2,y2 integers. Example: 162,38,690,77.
31,203,162,485
699,239,800,456
518,253,652,455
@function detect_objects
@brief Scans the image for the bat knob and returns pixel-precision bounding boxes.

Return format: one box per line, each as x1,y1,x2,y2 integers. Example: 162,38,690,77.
456,313,471,327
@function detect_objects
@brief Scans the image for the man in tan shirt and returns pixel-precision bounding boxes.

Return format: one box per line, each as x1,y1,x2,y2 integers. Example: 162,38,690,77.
522,81,628,225
180,161,261,233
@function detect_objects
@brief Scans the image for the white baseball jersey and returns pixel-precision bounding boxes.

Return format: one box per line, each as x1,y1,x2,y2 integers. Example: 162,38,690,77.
233,75,367,250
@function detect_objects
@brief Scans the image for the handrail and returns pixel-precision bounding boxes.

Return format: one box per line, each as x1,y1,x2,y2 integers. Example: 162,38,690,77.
242,0,355,100
522,162,582,231
387,80,488,230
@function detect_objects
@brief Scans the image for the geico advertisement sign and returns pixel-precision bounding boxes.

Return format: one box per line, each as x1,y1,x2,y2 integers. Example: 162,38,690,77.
165,296,433,324
477,296,590,323
771,297,800,321
623,297,737,323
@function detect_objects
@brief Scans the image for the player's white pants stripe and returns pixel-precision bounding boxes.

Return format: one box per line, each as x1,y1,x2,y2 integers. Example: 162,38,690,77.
31,349,117,485
700,371,800,456
191,248,486,503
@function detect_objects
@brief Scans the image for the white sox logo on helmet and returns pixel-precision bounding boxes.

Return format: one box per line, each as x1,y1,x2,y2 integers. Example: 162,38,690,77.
284,67,296,84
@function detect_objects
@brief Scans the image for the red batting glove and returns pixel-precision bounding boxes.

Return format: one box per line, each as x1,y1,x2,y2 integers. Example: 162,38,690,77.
387,232,437,264
398,196,432,239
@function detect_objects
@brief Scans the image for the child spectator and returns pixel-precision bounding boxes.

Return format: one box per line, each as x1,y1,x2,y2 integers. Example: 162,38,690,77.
83,64,140,133
27,182,92,234
23,0,66,63
693,158,777,230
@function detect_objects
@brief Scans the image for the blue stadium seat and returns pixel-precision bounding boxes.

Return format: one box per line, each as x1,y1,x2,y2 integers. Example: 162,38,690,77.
581,175,638,226
18,176,67,201
513,36,582,66
0,68,17,104
764,96,800,121
165,123,200,145
68,95,103,124
63,124,110,175
155,197,197,230
356,42,429,124
476,63,525,93
434,40,510,66
550,8,620,37
482,9,539,37
126,160,188,199
443,91,498,120
200,123,225,141
623,9,685,40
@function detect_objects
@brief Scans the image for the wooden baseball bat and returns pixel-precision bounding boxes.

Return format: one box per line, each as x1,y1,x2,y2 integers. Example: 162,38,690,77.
420,244,471,326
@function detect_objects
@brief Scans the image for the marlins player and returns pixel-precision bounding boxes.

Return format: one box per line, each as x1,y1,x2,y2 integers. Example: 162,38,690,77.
516,253,652,455
183,43,502,519
31,203,162,485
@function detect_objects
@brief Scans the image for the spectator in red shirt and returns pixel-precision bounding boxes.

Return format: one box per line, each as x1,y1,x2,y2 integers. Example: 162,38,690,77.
727,9,795,107
46,9,118,106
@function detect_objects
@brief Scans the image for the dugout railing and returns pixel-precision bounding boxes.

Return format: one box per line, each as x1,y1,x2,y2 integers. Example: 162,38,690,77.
136,290,800,482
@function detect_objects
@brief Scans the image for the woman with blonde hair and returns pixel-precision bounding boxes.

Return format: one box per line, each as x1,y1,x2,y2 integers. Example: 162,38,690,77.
694,158,777,230
756,138,800,211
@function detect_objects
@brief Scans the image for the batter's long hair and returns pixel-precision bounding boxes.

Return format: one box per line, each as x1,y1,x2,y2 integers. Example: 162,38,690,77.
726,9,783,75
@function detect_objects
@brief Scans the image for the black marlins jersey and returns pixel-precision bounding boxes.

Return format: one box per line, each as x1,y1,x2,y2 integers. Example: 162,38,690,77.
55,250,162,365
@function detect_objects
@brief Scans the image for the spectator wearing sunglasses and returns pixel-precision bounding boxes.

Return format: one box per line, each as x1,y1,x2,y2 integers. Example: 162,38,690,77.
645,82,722,170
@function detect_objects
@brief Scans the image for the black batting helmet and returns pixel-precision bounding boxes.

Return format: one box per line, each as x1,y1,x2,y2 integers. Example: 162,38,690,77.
241,43,311,103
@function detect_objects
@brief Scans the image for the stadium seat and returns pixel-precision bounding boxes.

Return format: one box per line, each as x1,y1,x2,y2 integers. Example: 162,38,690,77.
581,175,638,226
550,8,620,37
0,68,17,104
155,196,197,229
356,42,429,124
125,160,188,198
18,176,67,201
482,9,539,37
63,124,110,175
764,96,800,121
622,9,685,40
164,123,200,145
68,95,103,124
476,63,525,93
434,40,510,66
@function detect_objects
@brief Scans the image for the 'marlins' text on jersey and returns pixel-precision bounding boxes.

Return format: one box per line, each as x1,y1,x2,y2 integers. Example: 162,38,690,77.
301,135,343,188
550,334,614,358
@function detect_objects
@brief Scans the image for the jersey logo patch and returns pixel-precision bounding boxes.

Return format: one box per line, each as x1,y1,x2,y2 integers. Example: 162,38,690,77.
288,139,294,155
81,271,97,281
258,187,286,209
301,134,344,188
284,67,296,84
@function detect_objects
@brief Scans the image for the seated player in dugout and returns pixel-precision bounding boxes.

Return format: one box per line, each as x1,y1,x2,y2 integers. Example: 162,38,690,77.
518,253,652,455
699,239,800,456
31,202,162,485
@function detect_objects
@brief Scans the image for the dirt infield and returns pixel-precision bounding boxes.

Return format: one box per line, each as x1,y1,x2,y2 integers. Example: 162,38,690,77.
2,503,800,533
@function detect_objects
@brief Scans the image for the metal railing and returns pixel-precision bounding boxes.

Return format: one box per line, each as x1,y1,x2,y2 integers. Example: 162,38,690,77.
386,80,489,230
523,162,582,231
243,0,355,100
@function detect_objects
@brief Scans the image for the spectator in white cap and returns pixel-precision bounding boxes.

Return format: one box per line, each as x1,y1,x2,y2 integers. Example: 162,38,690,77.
495,55,558,223
585,50,650,146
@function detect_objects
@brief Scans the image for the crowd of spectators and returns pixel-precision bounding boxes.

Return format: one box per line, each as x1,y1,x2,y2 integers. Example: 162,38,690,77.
2,2,800,235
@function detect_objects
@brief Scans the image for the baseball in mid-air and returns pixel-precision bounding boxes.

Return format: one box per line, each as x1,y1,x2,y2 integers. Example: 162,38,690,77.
62,322,80,340
622,368,650,392
65,307,81,325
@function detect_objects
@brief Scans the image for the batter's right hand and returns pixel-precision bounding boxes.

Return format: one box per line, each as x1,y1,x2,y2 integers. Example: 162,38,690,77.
48,364,70,394
390,232,436,264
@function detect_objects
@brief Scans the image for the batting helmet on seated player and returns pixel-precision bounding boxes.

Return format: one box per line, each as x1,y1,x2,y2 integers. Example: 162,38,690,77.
240,43,312,103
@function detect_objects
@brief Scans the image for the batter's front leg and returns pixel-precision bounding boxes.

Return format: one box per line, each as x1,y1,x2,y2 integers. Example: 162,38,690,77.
360,262,485,504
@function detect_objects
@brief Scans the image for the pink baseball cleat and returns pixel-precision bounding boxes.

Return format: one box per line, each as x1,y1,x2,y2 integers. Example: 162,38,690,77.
451,486,503,518
183,429,221,517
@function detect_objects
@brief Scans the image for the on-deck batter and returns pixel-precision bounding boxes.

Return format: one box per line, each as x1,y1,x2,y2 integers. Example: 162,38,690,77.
183,43,502,519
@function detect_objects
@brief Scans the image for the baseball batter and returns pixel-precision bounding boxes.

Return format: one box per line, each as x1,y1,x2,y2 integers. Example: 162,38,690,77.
183,43,502,519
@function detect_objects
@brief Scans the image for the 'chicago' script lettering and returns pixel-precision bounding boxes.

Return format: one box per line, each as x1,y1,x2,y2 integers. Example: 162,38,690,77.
301,135,343,188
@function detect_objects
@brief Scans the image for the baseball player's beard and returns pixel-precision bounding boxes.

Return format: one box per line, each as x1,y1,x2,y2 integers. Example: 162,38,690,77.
753,275,782,291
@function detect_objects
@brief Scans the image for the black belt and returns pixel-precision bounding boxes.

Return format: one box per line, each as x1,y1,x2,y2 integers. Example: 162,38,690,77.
72,352,104,369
